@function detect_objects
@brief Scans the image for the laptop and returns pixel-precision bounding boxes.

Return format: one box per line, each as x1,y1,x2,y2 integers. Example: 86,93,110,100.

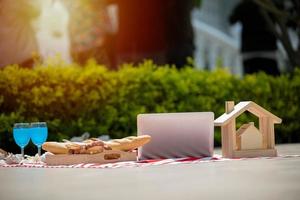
137,112,214,160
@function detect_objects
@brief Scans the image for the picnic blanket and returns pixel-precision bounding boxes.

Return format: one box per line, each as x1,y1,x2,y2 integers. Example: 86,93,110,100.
1,154,299,169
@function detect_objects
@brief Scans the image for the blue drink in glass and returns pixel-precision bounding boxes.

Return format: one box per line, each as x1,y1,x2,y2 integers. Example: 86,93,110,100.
13,123,30,157
31,122,48,156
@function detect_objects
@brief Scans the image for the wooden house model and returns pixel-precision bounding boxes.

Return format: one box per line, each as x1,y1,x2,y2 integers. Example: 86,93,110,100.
214,101,282,158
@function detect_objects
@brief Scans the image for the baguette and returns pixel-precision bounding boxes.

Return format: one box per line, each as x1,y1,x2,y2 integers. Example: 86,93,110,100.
65,141,104,154
42,142,69,154
105,135,151,151
42,135,151,154
42,140,105,155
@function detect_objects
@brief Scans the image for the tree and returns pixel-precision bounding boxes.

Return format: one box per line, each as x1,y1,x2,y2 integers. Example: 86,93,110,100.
254,0,300,70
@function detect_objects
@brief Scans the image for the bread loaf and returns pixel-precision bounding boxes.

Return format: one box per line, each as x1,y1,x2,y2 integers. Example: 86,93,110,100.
105,135,151,151
42,140,105,155
42,142,69,154
42,135,151,154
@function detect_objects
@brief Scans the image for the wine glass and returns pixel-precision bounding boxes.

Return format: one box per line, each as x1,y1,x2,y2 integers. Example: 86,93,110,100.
30,122,48,156
13,123,31,157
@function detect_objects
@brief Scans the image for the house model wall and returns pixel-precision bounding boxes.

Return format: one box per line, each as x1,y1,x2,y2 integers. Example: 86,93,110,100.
236,122,262,150
214,101,282,158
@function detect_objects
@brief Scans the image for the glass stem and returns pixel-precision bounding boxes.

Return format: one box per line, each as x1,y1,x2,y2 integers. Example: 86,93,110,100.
38,147,41,156
21,147,24,158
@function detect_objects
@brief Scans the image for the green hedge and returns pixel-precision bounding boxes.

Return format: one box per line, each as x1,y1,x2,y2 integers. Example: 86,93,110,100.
1,61,300,154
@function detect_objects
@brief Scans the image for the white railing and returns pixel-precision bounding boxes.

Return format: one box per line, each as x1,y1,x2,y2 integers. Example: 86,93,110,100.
192,14,243,75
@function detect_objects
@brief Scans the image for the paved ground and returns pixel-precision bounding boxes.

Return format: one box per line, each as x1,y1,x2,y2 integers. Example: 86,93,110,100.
1,144,300,200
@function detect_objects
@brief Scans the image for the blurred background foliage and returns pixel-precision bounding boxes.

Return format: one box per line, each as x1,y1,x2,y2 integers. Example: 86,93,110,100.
0,60,300,154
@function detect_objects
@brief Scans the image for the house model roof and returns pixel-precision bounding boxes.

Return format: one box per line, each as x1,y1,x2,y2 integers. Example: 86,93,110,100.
214,101,282,126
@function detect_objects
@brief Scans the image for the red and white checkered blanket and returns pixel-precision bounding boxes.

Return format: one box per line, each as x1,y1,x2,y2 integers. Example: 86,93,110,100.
1,154,299,169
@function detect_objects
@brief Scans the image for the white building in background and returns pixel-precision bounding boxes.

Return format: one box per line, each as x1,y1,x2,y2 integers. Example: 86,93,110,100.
192,0,292,75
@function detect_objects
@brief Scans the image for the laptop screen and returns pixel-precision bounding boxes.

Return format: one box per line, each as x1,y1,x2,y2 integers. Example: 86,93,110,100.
137,112,214,160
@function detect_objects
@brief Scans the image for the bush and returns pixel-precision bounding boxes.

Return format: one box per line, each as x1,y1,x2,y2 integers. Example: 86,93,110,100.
0,61,299,154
